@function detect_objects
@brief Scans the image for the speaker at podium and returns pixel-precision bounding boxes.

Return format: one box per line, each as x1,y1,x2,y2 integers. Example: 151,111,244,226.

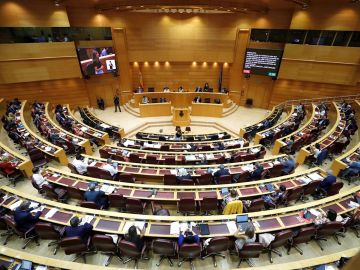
172,108,190,126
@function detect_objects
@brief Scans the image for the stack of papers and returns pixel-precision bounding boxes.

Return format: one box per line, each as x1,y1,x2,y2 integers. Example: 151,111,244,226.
185,155,196,161
226,221,237,234
100,184,115,194
9,200,23,211
309,208,321,217
307,172,324,181
297,176,312,184
29,202,40,209
45,208,58,218
31,206,45,213
205,153,215,159
45,146,52,152
100,123,110,129
170,222,195,235
105,234,119,244
80,127,88,132
170,169,177,175
123,221,146,233
35,266,48,270
80,215,94,225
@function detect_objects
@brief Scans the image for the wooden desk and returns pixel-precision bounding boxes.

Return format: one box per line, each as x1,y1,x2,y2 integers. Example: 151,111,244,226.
172,108,190,126
64,104,110,145
1,185,358,237
20,101,68,165
297,102,344,164
254,105,296,144
132,92,229,109
191,102,223,117
81,107,125,138
139,102,172,117
45,103,93,155
136,131,231,142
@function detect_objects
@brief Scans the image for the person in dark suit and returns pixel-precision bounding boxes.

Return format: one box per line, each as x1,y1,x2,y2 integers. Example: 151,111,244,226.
84,183,108,208
64,216,93,243
114,95,121,112
214,164,230,183
250,163,264,180
317,170,336,192
280,156,296,175
193,96,201,103
14,201,42,232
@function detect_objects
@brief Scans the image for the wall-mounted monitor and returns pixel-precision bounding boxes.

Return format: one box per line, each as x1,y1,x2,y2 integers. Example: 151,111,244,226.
243,48,283,78
77,47,117,76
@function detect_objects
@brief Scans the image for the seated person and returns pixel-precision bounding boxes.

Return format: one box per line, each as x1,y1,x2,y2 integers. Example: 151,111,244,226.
72,154,89,175
203,82,210,92
195,86,202,92
178,86,185,92
213,164,230,182
186,143,197,152
163,86,170,92
316,170,336,193
175,130,182,141
336,134,349,145
282,135,295,153
0,156,17,175
14,201,42,232
222,189,240,208
216,142,225,150
176,168,192,182
124,225,145,251
262,185,287,209
234,225,256,250
342,157,360,178
64,216,93,243
250,163,264,180
141,96,149,104
178,227,200,247
314,208,338,226
280,156,296,175
103,158,118,176
193,96,201,103
196,155,208,165
32,167,49,188
84,182,108,208
135,86,144,93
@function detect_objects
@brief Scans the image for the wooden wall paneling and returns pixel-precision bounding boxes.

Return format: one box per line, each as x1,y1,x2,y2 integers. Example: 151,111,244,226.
0,0,70,27
245,75,275,109
0,78,89,107
0,43,82,84
229,29,250,106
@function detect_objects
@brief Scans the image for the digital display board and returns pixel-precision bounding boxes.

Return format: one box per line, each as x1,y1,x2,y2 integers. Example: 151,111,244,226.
243,48,283,77
77,47,117,76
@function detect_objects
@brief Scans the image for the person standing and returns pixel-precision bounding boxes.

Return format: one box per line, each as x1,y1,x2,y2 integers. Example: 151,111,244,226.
114,94,121,112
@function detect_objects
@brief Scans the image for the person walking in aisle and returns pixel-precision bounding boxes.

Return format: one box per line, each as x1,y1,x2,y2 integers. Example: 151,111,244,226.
114,93,121,112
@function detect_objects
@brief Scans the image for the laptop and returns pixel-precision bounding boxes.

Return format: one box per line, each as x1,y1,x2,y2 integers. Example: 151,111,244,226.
221,188,229,196
198,223,210,235
265,184,274,192
236,214,252,231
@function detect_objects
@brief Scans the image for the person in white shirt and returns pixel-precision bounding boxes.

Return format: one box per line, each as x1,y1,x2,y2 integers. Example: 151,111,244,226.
72,154,89,175
103,158,118,176
141,96,149,104
32,167,49,188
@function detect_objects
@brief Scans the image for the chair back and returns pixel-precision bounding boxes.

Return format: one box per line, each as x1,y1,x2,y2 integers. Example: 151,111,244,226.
112,155,125,162
92,234,117,252
42,184,58,199
35,222,60,240
269,163,284,177
164,157,175,165
293,226,316,245
146,155,157,164
198,173,213,185
206,237,229,254
185,127,191,132
118,239,141,257
125,198,144,213
86,166,103,178
178,198,196,213
269,230,293,249
160,145,170,151
242,153,256,162
99,148,110,159
99,169,114,180
118,174,135,183
316,221,343,238
326,182,344,196
60,236,88,255
247,198,264,212
215,156,225,164
303,180,321,196
218,175,231,184
66,186,83,200
108,194,126,209
80,200,99,209
67,163,78,174
164,174,177,185
237,171,251,183
201,145,211,151
200,197,218,212
129,153,140,163
178,243,202,259
152,239,177,256
237,243,263,259
4,215,25,236
286,186,303,203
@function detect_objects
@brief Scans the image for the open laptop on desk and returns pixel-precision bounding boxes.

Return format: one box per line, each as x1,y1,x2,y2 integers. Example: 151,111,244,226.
236,214,253,232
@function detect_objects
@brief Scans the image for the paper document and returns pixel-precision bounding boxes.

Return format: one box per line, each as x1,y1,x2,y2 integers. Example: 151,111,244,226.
31,206,45,213
309,208,321,217
80,127,88,132
205,153,215,159
80,215,94,225
100,123,110,129
307,172,324,181
170,169,177,175
123,221,145,233
297,176,312,184
29,202,40,209
45,208,58,219
100,184,115,194
226,221,238,234
35,266,48,270
9,200,23,211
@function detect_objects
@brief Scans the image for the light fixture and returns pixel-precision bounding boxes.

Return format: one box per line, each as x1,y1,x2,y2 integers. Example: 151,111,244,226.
54,0,61,6
116,7,120,10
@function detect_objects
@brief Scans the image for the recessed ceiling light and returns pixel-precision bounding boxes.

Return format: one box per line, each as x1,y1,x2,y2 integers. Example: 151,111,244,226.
116,7,120,10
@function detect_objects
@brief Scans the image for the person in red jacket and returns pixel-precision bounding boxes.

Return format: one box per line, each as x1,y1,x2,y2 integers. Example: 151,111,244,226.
0,157,17,175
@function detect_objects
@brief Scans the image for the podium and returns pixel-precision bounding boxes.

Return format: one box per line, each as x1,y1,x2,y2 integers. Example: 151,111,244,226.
172,108,190,126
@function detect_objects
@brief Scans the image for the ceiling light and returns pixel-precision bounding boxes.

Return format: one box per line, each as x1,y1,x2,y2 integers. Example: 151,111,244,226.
116,7,120,10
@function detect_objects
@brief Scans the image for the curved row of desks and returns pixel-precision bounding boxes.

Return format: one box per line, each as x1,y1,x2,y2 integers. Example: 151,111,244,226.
63,104,110,144
239,105,284,140
44,166,323,202
99,144,265,164
0,246,358,270
254,105,297,145
1,185,358,237
80,107,125,138
135,131,231,142
273,103,320,155
81,154,287,180
19,101,68,165
43,102,93,155
297,102,345,164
